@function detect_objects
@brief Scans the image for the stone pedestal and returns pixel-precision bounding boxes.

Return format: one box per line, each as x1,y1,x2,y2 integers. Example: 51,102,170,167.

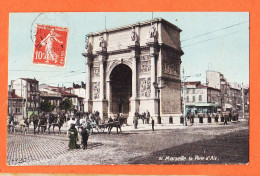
93,100,108,120
84,99,93,113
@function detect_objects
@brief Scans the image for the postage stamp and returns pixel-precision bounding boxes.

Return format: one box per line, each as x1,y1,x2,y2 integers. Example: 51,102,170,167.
32,24,68,67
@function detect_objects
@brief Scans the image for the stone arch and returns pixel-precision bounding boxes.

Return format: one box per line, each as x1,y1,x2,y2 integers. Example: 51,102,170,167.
106,58,132,80
108,63,132,116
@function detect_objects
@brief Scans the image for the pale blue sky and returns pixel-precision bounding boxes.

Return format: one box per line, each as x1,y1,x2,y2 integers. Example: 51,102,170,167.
9,12,249,87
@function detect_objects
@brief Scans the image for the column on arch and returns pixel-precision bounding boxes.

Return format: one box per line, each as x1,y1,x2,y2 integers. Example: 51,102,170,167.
99,55,105,100
132,56,137,99
150,46,157,98
86,59,91,100
84,57,93,113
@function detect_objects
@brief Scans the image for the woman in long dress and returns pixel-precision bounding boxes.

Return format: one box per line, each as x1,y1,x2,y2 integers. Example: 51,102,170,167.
68,124,78,149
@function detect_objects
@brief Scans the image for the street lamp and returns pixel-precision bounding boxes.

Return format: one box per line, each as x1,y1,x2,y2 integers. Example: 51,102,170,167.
153,82,166,124
31,92,40,116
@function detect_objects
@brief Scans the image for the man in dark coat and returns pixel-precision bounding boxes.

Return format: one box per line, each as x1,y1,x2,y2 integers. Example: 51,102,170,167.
151,117,155,131
68,124,78,149
224,113,228,125
81,127,89,150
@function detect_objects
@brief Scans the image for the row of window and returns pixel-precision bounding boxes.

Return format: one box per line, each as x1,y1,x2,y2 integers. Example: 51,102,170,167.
186,95,203,103
186,89,196,94
27,102,39,108
8,107,22,114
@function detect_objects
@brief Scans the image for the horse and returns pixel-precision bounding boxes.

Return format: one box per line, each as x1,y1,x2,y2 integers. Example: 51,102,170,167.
52,114,65,135
106,120,122,134
47,113,56,134
7,115,15,133
30,114,39,135
37,114,48,134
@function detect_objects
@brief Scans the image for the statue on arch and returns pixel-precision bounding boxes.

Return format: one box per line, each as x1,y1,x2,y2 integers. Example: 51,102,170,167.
99,35,106,51
149,23,157,39
131,27,138,42
85,35,92,53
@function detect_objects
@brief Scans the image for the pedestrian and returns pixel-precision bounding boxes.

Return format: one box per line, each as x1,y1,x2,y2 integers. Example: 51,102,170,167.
224,113,228,125
81,127,89,150
207,113,211,123
68,124,78,149
229,112,232,122
151,117,155,131
147,111,150,124
108,116,113,123
134,112,138,129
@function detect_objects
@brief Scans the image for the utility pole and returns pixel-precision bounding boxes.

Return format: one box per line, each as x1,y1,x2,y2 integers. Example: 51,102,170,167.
153,82,166,124
242,83,245,119
105,16,106,30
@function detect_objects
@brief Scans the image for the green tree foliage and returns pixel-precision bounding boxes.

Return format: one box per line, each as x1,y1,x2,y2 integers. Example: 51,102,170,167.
40,100,55,113
59,98,73,112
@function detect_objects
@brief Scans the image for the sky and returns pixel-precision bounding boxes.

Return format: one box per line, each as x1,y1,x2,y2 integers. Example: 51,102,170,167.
8,12,249,87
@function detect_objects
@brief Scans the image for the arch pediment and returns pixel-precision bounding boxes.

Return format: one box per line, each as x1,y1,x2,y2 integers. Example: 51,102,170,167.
106,58,132,80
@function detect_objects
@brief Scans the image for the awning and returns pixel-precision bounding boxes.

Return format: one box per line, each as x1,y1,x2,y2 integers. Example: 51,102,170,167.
225,103,233,108
195,102,218,107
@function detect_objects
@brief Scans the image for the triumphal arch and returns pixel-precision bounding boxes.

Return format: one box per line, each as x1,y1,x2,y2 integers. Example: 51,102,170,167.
82,18,184,124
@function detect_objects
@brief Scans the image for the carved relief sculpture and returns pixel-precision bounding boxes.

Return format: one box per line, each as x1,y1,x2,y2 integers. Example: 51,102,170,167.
93,82,100,99
140,55,151,73
163,62,179,77
94,67,100,77
140,78,151,97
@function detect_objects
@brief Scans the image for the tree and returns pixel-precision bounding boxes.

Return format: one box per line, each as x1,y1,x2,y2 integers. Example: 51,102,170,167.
40,100,55,113
59,98,73,113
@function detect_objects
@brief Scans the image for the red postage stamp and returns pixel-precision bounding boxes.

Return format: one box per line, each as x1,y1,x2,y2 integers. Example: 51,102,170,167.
32,24,68,67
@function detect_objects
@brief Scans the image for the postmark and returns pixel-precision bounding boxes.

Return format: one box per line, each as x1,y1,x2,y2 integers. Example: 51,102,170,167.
32,24,69,67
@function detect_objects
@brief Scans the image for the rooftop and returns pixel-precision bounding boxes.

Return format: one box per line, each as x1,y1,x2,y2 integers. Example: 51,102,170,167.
50,86,78,97
21,78,39,83
88,18,182,36
8,91,24,99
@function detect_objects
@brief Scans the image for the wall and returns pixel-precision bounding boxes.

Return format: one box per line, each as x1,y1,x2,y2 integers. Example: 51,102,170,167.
206,71,221,90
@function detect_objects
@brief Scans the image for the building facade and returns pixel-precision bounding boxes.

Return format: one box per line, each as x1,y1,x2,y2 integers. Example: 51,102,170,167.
40,84,79,114
228,82,242,111
8,90,25,121
82,18,184,123
39,84,63,115
11,78,40,118
184,81,220,114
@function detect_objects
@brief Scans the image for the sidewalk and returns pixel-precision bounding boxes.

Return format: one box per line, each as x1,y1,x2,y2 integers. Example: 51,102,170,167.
13,117,247,135
120,119,245,132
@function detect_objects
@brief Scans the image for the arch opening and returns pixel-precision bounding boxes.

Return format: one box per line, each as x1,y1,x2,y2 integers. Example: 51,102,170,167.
109,64,132,116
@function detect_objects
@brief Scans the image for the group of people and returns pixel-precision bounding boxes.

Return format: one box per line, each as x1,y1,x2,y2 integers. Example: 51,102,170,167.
7,114,30,133
67,111,100,150
68,121,93,150
133,111,155,131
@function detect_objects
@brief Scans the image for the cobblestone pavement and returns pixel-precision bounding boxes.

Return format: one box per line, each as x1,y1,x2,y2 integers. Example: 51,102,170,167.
7,120,249,165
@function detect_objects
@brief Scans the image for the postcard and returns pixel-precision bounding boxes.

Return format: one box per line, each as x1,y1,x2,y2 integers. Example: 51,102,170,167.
0,1,258,175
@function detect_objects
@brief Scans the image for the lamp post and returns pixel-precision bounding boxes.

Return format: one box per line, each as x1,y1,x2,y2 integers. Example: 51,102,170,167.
153,82,166,124
31,92,39,117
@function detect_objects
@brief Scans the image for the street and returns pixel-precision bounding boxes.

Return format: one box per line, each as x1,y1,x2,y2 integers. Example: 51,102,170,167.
7,120,249,165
